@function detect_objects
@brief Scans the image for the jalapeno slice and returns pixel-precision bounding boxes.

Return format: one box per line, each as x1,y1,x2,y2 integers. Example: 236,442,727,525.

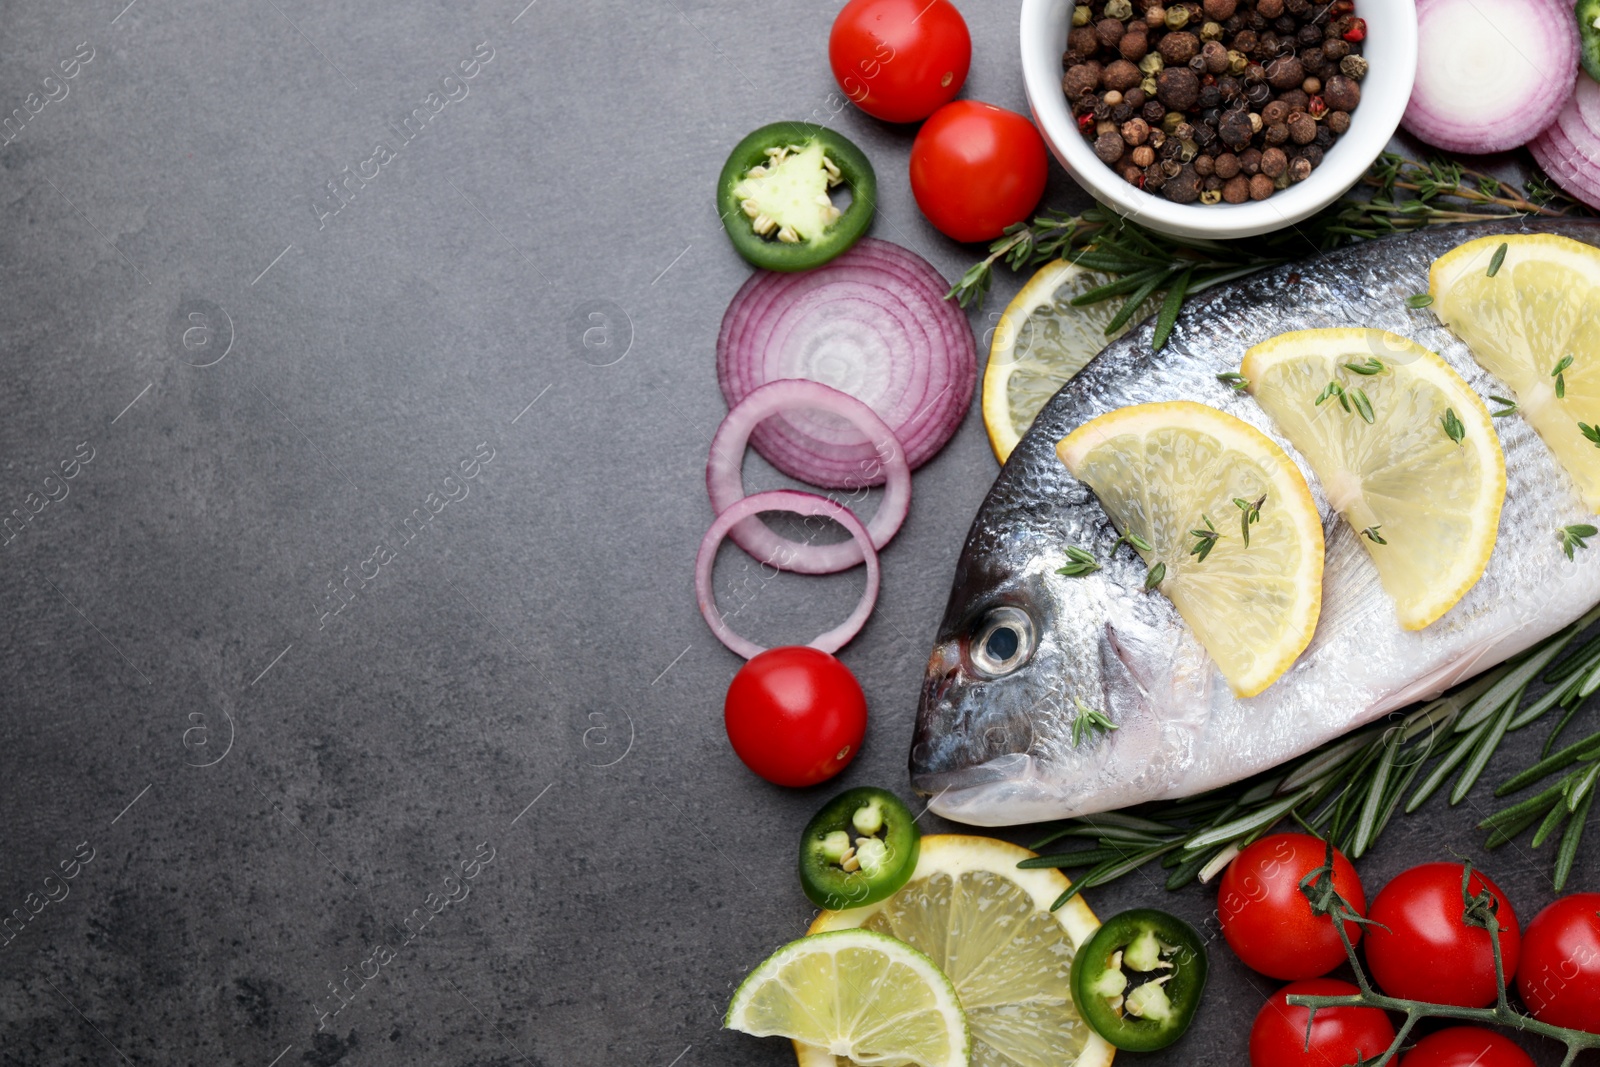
798,787,919,910
1069,908,1208,1051
716,123,877,272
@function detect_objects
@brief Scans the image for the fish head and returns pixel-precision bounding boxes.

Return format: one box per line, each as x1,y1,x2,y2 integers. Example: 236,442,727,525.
911,475,1214,825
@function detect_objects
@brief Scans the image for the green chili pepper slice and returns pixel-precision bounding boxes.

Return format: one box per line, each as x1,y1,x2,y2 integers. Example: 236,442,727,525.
1069,908,1208,1051
1580,0,1600,83
716,122,876,272
798,787,919,911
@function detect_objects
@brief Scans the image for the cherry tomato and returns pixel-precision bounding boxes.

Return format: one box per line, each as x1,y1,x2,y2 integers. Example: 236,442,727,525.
1397,1027,1534,1067
1218,833,1367,980
723,646,867,787
1249,979,1396,1067
909,101,1049,243
1364,862,1521,1008
828,0,970,124
1516,892,1600,1033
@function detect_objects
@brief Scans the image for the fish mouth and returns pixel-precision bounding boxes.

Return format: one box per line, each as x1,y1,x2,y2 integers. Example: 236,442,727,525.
910,639,1037,797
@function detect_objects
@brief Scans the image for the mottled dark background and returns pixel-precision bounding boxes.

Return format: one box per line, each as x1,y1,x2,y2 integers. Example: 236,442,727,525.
0,1,1584,1064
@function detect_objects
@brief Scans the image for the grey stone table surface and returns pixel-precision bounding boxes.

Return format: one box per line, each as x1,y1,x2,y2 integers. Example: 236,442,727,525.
0,1,1586,1065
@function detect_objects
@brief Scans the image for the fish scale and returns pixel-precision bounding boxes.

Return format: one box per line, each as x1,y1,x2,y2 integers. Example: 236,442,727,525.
913,220,1600,827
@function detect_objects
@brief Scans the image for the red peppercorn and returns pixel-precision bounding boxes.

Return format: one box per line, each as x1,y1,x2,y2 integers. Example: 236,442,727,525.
1078,112,1097,134
1342,17,1366,42
1308,94,1327,119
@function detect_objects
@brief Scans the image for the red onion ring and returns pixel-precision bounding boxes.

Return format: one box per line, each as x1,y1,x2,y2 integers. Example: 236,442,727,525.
695,489,880,659
1402,0,1577,155
1531,126,1600,210
717,238,976,489
708,379,911,575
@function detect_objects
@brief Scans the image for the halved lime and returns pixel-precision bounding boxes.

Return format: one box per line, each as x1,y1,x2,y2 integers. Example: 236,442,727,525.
726,928,969,1067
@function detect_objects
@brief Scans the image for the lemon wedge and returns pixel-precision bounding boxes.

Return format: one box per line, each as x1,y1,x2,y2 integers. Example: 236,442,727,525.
727,927,969,1067
1057,401,1324,697
1430,233,1600,510
1242,328,1504,630
982,260,1161,462
797,835,1114,1067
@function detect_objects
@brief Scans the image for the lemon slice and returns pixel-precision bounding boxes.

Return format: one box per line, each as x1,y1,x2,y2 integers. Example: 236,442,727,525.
1242,329,1505,631
727,927,969,1067
1057,401,1324,697
1430,233,1600,510
797,835,1114,1067
982,260,1161,462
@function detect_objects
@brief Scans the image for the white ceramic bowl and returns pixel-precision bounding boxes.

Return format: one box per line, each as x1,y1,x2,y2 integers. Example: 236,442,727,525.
1020,0,1418,239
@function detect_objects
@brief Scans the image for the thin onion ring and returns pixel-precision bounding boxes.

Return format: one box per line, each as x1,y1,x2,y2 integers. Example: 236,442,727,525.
709,379,910,575
695,489,880,660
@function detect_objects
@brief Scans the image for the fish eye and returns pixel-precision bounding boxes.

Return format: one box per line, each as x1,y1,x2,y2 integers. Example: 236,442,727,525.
969,606,1035,678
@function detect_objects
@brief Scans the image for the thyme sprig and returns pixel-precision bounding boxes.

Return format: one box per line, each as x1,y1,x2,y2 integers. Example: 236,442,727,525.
1024,605,1600,903
1286,859,1600,1067
947,153,1590,352
1071,698,1119,747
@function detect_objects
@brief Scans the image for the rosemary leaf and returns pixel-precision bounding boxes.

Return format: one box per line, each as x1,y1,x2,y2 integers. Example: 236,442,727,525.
1185,790,1311,852
1103,269,1178,335
1068,265,1170,307
1486,241,1508,276
1545,629,1600,684
1497,730,1600,795
1152,266,1194,352
1405,294,1434,308
1479,779,1569,830
1407,717,1491,813
1351,732,1401,858
1554,786,1595,890
1456,639,1572,732
1531,793,1572,848
1567,761,1600,812
1451,698,1517,804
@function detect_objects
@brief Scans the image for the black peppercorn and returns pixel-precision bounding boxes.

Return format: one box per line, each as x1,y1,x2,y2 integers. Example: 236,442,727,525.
1156,66,1201,110
1143,99,1167,123
1274,15,1297,36
1323,73,1360,110
1264,121,1288,144
1095,130,1126,163
1266,55,1303,89
1323,38,1350,62
1111,101,1136,122
1217,106,1254,148
1313,124,1334,148
1299,144,1324,168
1164,163,1202,203
1217,74,1242,100
1198,84,1223,109
1297,24,1322,47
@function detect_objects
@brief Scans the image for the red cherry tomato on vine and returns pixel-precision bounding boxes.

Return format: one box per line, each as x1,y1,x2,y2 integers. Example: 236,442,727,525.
1397,1027,1534,1067
909,101,1048,243
723,646,867,787
1516,892,1600,1033
1365,862,1521,1008
828,0,971,124
1249,979,1396,1067
1218,833,1367,980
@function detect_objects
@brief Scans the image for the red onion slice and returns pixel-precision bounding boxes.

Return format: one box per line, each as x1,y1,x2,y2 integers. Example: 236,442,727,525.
717,238,976,489
708,379,911,575
695,489,880,660
1402,0,1577,154
1531,126,1600,209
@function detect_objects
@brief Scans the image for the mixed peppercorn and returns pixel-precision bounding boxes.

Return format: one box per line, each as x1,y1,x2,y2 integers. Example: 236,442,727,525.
1062,0,1368,204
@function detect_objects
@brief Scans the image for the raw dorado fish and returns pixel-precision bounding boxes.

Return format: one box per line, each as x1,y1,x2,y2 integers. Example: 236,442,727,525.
912,220,1600,826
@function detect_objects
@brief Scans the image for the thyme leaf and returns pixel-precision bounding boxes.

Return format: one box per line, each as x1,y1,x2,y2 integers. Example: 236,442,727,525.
1056,545,1101,577
1441,407,1466,445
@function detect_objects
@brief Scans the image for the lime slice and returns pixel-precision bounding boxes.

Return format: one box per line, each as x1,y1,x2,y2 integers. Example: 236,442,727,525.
798,835,1114,1067
727,928,969,1067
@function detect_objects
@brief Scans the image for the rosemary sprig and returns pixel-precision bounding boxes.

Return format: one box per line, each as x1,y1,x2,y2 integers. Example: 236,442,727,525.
1441,407,1466,445
946,153,1590,351
1188,514,1221,562
1235,495,1264,548
1023,605,1600,899
1217,372,1249,394
1286,860,1600,1067
1561,524,1597,561
1057,545,1101,577
1071,698,1118,747
1553,354,1573,399
1490,395,1518,418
